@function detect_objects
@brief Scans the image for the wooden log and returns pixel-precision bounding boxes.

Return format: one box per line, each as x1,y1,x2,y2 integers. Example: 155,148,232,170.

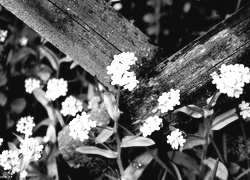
0,0,160,90
1,0,250,127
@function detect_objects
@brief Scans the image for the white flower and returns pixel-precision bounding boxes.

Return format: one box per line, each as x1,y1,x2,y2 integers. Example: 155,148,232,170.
61,96,83,116
20,37,28,46
20,170,28,179
158,89,180,113
0,30,7,42
167,129,186,150
211,64,250,98
140,116,163,137
25,78,41,94
239,101,250,119
106,52,139,91
69,112,97,142
19,138,44,161
0,150,20,175
45,78,68,101
16,116,35,137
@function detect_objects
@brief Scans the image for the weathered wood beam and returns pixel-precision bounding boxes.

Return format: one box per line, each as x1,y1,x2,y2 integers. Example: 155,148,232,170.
1,0,250,127
0,0,159,90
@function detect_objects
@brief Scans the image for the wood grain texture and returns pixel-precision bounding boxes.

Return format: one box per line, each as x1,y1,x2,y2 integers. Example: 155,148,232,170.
0,0,159,90
1,1,250,130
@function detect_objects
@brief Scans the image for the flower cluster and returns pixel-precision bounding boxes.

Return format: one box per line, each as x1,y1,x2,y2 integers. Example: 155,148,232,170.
0,150,20,175
140,116,163,137
20,170,28,179
158,89,180,113
211,64,250,98
239,101,250,120
16,116,35,137
61,96,83,116
106,52,139,91
0,30,7,42
20,37,28,46
167,129,186,150
25,78,41,93
69,112,97,142
45,78,68,101
19,138,44,161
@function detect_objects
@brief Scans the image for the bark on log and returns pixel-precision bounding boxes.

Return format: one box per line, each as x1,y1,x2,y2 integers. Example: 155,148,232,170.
1,0,250,127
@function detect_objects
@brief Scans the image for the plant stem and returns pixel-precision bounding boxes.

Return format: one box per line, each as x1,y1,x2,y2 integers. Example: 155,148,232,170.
210,136,225,164
116,86,121,108
115,127,124,176
222,132,227,163
239,118,250,179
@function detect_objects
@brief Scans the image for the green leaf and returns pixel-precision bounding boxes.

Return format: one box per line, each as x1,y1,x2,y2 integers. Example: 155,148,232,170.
211,158,219,180
211,108,238,130
20,155,31,171
8,142,18,151
55,109,65,127
95,127,114,144
10,98,26,114
203,157,228,180
33,88,50,107
0,72,7,86
13,133,24,144
180,135,206,150
46,125,56,143
103,92,120,121
47,156,59,180
174,105,204,118
33,118,54,132
7,47,36,66
0,92,7,106
206,91,222,107
121,136,155,148
167,151,199,174
76,146,117,158
228,163,240,175
39,46,59,71
70,61,79,69
170,163,182,180
59,56,73,64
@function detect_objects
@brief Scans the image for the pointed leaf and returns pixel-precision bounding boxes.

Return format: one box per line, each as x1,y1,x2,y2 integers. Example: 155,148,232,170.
203,157,228,180
228,163,240,175
211,158,219,180
55,109,65,127
95,127,114,144
76,146,117,158
10,98,26,114
8,142,18,151
70,61,79,69
181,135,206,150
47,156,59,180
33,88,50,107
206,92,222,107
103,92,120,121
13,133,24,144
46,125,56,143
174,105,204,118
39,46,59,71
170,163,182,180
33,118,54,132
20,155,31,171
167,151,199,174
59,56,73,64
211,108,238,130
121,136,155,148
